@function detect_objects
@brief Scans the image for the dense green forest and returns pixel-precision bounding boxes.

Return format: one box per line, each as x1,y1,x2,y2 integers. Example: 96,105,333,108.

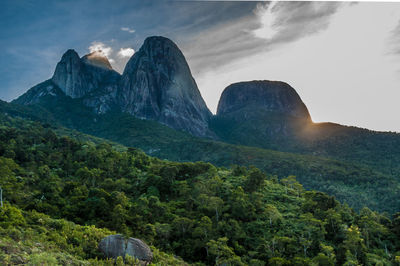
210,106,400,176
1,99,400,214
1,113,400,265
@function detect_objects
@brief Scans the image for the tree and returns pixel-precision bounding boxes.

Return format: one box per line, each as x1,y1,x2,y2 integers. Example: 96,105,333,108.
207,237,243,265
343,225,365,264
264,204,282,226
244,167,266,193
193,216,213,256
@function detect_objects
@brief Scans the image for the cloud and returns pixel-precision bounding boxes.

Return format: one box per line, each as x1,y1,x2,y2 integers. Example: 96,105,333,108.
182,2,343,76
253,2,278,40
88,41,113,57
388,20,400,56
121,27,135,33
117,47,135,58
255,2,343,45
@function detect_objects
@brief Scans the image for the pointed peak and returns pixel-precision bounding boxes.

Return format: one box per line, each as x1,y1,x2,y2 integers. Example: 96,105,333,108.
82,51,113,70
61,49,80,60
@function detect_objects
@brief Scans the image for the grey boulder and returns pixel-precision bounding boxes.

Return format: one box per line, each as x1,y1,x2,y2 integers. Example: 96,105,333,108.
98,234,153,263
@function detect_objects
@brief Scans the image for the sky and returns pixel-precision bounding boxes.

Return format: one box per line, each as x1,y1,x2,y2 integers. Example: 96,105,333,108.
1,0,400,132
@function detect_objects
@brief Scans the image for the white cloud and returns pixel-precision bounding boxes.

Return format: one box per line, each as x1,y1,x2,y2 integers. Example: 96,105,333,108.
88,41,113,57
121,27,135,33
117,47,135,58
253,2,278,40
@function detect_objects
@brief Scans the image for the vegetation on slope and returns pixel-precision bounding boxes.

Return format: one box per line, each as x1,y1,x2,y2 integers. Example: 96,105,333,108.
210,107,400,176
0,204,187,265
2,99,399,213
1,113,400,265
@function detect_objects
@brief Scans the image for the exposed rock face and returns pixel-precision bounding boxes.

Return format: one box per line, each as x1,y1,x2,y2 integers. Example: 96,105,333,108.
217,80,311,120
51,49,90,98
98,234,153,263
118,36,212,137
51,49,120,100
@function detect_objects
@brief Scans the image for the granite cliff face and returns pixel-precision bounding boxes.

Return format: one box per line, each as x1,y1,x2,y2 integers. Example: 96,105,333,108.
119,36,212,137
217,80,311,120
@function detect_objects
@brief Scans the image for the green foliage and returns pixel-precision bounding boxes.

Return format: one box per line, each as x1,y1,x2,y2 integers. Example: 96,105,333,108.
0,108,399,264
2,99,400,213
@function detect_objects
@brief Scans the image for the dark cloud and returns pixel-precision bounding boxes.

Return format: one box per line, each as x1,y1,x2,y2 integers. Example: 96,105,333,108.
267,2,343,45
181,2,343,75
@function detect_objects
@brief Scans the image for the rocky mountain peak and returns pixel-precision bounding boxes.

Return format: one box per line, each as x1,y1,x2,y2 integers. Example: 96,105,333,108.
51,49,120,100
119,36,212,137
62,49,80,60
82,51,113,70
51,49,91,98
217,80,311,120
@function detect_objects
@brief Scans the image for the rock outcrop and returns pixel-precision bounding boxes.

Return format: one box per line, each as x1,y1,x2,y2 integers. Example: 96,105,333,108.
217,80,311,120
118,36,212,137
98,235,153,263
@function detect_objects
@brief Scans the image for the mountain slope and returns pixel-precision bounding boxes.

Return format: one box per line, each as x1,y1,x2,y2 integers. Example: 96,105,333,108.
0,114,399,265
1,100,399,213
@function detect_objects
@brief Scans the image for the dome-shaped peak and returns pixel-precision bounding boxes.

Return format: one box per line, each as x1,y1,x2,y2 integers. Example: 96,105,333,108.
82,51,113,70
139,36,182,56
217,80,311,120
143,36,176,45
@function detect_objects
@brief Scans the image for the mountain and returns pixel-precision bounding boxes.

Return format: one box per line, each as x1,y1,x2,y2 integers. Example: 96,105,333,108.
14,49,121,114
14,36,212,137
119,36,212,137
217,80,311,120
211,80,400,176
51,49,119,99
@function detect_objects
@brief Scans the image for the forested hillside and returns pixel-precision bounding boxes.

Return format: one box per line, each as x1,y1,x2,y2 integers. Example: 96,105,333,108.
210,106,400,177
1,100,399,214
1,113,400,265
